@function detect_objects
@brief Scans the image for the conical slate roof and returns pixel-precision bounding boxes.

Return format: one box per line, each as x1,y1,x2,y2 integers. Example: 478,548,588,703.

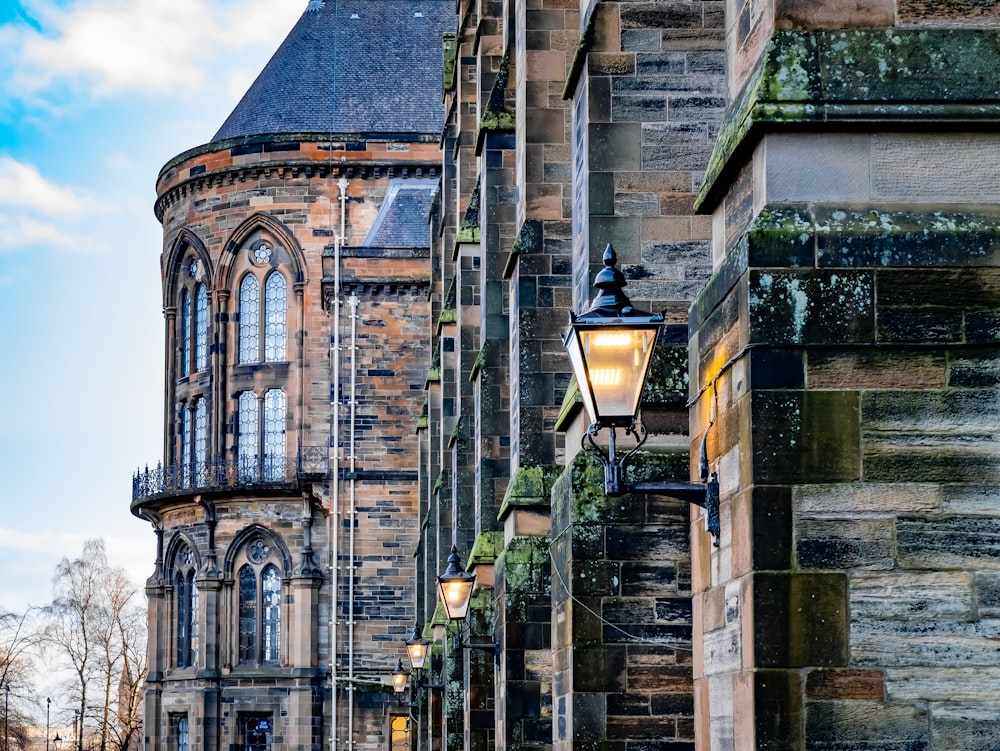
213,0,456,142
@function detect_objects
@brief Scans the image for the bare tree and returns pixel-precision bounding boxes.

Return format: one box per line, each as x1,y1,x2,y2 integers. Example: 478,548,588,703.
45,540,146,751
0,607,39,751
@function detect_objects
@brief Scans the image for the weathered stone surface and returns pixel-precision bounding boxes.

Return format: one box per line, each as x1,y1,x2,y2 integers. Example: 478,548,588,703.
754,670,802,750
887,667,1000,702
930,704,1000,751
805,669,884,701
764,134,871,203
751,391,861,484
852,618,1000,667
796,518,895,571
748,269,874,344
898,516,1000,570
808,350,947,390
851,572,975,621
752,572,848,668
794,483,941,516
805,702,929,750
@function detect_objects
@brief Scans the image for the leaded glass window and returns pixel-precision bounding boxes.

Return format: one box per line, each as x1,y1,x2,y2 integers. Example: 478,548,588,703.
239,274,260,364
175,547,197,668
238,565,257,664
176,571,190,666
262,389,286,481
194,398,207,482
195,283,208,371
237,392,259,482
179,289,190,377
241,715,272,751
264,272,286,362
176,716,189,751
190,578,199,666
262,564,281,664
180,406,191,487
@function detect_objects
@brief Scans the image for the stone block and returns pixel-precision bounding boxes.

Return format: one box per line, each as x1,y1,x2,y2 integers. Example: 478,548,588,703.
851,572,974,621
851,618,1000,667
751,572,848,668
763,133,871,203
930,704,1000,751
754,670,802,751
774,0,894,28
805,702,929,750
748,348,804,389
976,572,1000,617
748,269,875,345
897,516,1000,570
805,669,884,701
796,517,895,571
642,123,716,172
807,350,947,390
948,351,1000,388
750,485,792,572
873,134,1000,203
751,390,861,485
590,123,641,171
887,667,1000,702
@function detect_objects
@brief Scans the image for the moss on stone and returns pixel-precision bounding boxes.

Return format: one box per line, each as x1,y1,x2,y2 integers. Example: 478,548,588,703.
696,29,1000,213
497,536,551,593
469,530,503,567
644,345,689,403
442,31,457,91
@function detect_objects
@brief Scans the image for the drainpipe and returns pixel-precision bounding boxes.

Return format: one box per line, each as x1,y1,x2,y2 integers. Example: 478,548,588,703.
348,291,359,751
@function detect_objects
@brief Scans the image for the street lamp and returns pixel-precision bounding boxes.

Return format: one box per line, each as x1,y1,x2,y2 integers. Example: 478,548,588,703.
74,709,82,751
404,624,429,670
437,545,475,621
45,698,50,751
53,734,62,751
563,243,721,544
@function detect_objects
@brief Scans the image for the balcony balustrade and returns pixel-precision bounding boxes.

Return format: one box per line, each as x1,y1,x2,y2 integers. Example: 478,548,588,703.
132,447,329,501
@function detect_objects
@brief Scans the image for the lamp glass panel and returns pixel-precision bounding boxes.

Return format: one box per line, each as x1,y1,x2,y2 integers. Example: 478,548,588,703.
578,325,658,422
406,640,428,670
391,669,409,693
438,578,474,621
565,332,598,425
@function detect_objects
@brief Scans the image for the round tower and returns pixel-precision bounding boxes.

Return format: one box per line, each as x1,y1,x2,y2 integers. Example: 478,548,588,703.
131,2,455,749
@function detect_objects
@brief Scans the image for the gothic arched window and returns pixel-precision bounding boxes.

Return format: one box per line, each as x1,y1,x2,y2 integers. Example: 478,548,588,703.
194,397,208,482
264,272,286,362
179,289,191,377
174,545,198,668
237,552,282,666
237,391,259,481
263,389,286,481
194,283,208,371
238,274,260,364
237,268,286,365
180,406,191,487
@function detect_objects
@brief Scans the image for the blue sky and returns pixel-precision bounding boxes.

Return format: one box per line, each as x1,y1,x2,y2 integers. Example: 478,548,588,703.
0,0,304,613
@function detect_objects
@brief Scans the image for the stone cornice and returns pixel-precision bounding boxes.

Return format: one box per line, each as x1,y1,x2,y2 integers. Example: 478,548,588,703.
696,29,1000,213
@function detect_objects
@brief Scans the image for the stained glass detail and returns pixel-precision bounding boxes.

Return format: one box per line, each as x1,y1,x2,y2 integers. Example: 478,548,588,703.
179,289,190,377
262,564,281,664
188,260,199,278
180,407,191,487
252,243,272,265
180,546,193,567
194,398,207,483
242,716,272,751
248,539,270,564
264,272,286,362
238,565,257,664
237,392,259,482
263,389,286,481
195,284,208,371
239,275,260,364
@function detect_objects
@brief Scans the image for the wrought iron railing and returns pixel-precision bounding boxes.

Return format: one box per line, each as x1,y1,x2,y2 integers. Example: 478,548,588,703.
132,447,330,501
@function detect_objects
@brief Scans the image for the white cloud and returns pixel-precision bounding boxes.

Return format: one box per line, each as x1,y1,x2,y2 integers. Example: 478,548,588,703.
3,0,302,102
0,156,119,253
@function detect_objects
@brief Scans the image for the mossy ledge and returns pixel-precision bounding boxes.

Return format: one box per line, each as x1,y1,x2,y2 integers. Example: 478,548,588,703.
695,29,1000,213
